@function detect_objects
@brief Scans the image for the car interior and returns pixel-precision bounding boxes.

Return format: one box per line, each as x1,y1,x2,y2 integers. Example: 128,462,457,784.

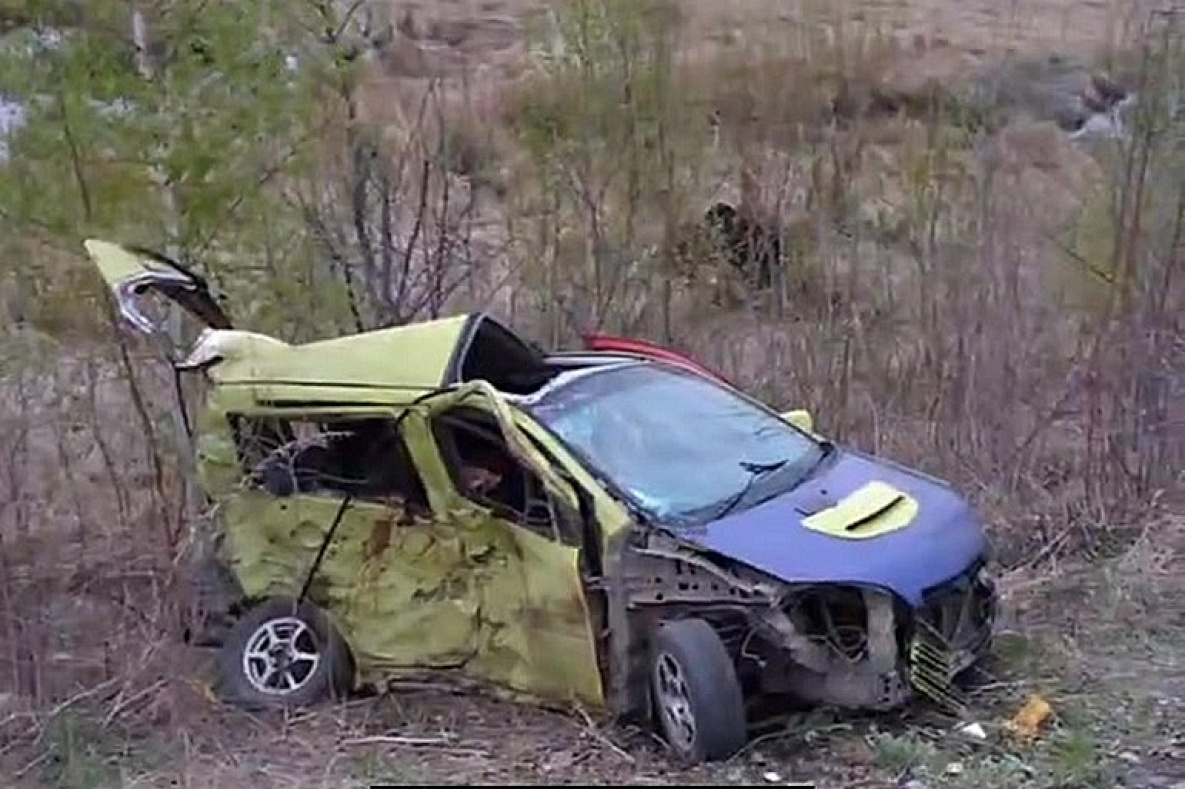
232,415,429,512
431,406,559,540
230,409,563,542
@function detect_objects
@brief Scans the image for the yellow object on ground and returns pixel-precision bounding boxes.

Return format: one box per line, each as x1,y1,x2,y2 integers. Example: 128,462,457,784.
1007,694,1054,739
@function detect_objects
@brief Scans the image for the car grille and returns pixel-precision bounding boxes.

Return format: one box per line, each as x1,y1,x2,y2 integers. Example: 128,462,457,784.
918,563,995,653
909,562,996,712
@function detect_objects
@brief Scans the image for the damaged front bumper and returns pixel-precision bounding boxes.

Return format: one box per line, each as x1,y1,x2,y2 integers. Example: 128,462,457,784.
749,562,996,712
909,564,996,709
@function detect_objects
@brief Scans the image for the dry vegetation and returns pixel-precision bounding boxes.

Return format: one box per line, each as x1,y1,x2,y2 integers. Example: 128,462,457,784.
1,0,1182,786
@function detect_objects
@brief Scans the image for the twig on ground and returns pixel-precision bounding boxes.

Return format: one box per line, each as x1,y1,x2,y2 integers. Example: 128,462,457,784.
102,677,168,726
1025,527,1075,567
13,749,51,781
574,704,635,763
342,734,455,746
735,720,855,760
340,733,490,757
28,676,123,747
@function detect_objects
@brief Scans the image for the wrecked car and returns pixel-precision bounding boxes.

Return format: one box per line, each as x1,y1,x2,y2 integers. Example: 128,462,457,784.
84,238,997,764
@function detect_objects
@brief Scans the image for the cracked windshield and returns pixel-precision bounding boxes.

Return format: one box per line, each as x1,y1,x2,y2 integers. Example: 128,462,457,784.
530,365,825,523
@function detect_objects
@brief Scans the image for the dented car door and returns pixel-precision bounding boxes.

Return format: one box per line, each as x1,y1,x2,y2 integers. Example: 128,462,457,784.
407,382,606,708
217,410,489,676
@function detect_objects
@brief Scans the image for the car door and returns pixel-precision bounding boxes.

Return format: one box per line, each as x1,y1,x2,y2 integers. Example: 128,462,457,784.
218,410,491,675
403,381,606,708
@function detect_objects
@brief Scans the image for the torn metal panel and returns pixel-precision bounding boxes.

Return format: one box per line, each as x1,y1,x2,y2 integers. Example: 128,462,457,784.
205,317,469,389
460,510,604,707
599,528,643,716
83,239,232,336
221,487,605,707
225,494,480,666
213,386,607,709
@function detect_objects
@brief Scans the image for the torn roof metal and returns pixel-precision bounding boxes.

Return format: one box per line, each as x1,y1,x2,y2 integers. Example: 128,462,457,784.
83,239,548,393
197,316,471,390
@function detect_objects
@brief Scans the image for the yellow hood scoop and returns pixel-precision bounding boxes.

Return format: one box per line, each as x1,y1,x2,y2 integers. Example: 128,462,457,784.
802,481,919,540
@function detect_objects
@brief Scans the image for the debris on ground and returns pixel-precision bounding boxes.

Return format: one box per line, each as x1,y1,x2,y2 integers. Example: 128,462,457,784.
957,721,988,740
1006,694,1054,740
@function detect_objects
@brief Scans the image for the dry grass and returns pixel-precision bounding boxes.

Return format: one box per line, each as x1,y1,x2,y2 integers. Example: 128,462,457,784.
3,521,1178,788
1,0,1183,786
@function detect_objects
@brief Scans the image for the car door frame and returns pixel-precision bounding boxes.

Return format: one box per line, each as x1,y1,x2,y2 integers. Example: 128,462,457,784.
407,381,609,707
215,403,514,675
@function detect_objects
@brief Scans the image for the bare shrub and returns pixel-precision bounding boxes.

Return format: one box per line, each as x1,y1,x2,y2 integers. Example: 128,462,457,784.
493,0,1182,559
295,83,493,329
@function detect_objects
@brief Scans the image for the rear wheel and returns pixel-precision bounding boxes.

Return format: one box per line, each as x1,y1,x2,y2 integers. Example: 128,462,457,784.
650,618,747,764
217,597,353,709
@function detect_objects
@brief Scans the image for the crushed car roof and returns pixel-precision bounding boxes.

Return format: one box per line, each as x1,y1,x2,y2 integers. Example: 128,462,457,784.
83,238,626,396
198,315,469,389
194,311,549,393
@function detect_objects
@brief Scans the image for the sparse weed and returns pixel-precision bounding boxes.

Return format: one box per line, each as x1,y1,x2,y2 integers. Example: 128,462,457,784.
867,728,937,774
37,710,169,789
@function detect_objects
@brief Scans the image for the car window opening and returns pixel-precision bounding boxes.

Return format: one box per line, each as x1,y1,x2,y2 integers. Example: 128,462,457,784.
457,316,559,395
432,407,563,543
231,414,429,511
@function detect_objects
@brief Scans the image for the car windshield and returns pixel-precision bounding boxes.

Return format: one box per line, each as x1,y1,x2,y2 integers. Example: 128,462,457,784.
527,364,826,525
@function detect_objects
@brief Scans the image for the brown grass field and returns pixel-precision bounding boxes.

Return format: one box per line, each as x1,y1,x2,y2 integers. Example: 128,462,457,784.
0,0,1181,786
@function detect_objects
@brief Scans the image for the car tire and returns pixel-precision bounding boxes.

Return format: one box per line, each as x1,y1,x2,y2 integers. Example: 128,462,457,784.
217,597,353,710
650,618,747,764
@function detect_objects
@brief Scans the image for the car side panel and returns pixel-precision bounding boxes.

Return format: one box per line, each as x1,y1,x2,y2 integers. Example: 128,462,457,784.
221,492,484,671
492,526,605,703
200,384,607,707
425,499,605,706
204,403,512,680
407,391,606,708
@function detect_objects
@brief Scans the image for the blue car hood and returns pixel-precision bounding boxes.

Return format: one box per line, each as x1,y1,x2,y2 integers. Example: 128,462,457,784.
680,449,988,606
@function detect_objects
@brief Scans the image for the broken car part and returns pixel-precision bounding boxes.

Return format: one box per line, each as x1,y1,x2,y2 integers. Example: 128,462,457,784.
84,239,999,765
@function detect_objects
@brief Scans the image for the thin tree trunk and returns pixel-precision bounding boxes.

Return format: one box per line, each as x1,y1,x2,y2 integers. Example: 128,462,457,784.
131,2,199,549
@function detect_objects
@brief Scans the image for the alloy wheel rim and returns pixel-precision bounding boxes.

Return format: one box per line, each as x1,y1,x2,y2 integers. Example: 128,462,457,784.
242,616,321,695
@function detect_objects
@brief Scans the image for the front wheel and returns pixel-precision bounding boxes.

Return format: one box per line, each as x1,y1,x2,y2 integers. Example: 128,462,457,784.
217,597,353,710
650,618,748,764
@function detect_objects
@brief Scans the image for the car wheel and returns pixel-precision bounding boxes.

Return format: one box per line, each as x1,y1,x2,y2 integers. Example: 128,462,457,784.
217,597,353,709
650,618,747,764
